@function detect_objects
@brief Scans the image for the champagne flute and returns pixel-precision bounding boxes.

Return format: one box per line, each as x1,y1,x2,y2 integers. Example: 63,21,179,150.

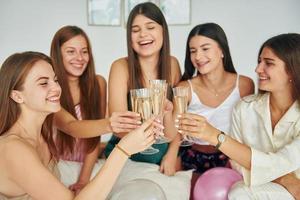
130,88,159,155
173,86,193,147
149,79,168,144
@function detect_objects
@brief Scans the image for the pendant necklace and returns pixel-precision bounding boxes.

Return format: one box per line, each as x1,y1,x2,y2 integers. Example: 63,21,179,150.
207,88,220,97
143,71,156,83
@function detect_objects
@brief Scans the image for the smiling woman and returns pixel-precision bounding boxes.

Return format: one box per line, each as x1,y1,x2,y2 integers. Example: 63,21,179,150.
0,51,161,200
130,14,163,59
256,47,289,93
50,26,105,193
24,60,61,111
164,23,254,178
105,2,182,166
60,35,90,79
176,33,300,200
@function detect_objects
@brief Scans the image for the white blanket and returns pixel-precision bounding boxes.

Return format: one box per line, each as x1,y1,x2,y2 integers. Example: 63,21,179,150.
58,159,192,200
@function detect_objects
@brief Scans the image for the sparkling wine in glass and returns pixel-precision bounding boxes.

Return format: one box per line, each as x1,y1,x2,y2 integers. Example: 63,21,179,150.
130,88,159,155
173,86,193,147
149,79,168,144
130,89,138,113
137,96,152,122
174,95,187,114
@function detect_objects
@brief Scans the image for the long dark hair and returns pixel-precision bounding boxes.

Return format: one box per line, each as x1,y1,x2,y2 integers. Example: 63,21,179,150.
126,2,171,89
0,51,58,160
182,23,236,81
50,26,101,156
258,33,300,102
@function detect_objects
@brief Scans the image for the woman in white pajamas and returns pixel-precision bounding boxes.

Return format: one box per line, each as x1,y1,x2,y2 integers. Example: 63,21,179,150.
177,33,300,200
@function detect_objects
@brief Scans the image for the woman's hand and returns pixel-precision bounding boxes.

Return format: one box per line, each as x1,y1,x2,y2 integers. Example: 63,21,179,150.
159,152,180,176
163,99,173,116
118,117,164,155
69,180,88,195
177,113,218,142
273,173,300,200
109,111,141,133
155,99,173,123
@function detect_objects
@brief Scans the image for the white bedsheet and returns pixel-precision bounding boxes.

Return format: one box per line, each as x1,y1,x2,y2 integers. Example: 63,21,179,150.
58,159,192,200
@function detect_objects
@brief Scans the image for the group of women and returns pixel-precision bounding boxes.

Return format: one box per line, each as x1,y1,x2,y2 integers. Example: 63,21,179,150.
0,2,300,200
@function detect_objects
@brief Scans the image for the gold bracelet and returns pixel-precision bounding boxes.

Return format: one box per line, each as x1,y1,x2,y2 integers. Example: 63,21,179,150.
116,144,130,157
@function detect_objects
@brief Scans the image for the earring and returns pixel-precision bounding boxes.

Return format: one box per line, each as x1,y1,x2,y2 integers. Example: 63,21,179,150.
221,54,224,58
193,69,198,77
289,79,292,83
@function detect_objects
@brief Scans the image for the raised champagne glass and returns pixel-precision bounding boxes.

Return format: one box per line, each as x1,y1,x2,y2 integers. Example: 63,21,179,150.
130,88,159,155
149,79,168,144
173,86,193,147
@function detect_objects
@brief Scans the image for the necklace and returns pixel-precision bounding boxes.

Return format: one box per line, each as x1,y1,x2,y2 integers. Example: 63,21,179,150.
143,73,151,82
143,71,156,83
197,76,223,97
206,87,221,97
202,79,230,97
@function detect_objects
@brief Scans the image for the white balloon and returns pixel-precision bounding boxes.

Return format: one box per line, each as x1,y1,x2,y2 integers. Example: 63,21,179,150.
110,178,166,200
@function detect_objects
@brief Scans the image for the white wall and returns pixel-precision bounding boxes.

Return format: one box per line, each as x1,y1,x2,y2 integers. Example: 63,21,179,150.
1,0,300,82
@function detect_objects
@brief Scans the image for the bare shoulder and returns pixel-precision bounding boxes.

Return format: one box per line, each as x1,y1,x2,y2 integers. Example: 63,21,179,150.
170,56,182,86
1,136,39,168
0,137,40,195
238,75,255,97
110,57,129,73
109,57,129,85
109,57,129,82
96,74,107,87
170,56,180,66
176,80,189,87
0,136,70,199
2,136,37,155
170,56,181,72
96,74,107,100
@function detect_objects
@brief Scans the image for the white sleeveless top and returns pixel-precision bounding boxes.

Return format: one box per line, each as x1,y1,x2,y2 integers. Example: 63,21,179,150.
186,75,241,145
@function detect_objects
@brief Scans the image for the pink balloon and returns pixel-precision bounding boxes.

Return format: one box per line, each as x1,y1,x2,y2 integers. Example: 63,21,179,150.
193,167,242,200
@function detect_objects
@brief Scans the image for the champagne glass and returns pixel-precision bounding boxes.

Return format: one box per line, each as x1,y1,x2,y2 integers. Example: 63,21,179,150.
149,79,168,144
130,88,159,155
173,86,193,147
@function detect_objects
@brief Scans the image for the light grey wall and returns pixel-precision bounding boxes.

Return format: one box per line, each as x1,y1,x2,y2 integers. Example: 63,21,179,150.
1,0,300,82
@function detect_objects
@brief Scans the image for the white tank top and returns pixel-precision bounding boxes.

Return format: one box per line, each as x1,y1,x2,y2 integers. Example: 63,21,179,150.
186,75,241,145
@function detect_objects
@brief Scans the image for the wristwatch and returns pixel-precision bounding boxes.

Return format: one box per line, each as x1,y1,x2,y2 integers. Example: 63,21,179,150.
215,131,226,150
